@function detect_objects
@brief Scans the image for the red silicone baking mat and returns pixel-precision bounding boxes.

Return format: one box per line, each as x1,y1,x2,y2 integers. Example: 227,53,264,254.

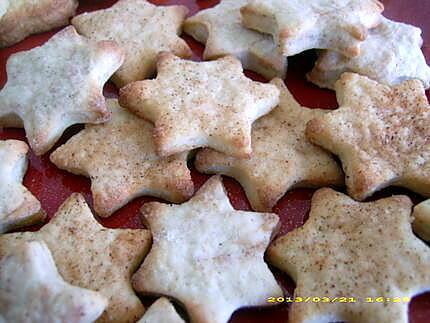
1,0,429,322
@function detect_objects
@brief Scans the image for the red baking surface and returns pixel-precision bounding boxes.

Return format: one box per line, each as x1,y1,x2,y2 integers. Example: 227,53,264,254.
1,0,430,322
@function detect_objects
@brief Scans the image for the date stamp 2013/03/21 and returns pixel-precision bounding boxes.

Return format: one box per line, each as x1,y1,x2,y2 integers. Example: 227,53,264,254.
267,296,412,304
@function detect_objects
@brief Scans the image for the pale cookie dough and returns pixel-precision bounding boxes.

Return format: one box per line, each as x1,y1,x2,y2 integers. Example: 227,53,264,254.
306,73,430,201
269,188,430,323
72,0,192,87
195,78,343,211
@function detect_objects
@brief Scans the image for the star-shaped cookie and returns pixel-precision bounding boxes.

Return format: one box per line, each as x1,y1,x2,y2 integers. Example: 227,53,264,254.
0,140,45,233
132,176,283,323
308,18,430,90
413,199,430,242
184,0,287,80
119,52,280,158
137,298,184,323
306,72,430,201
0,0,78,47
0,26,124,155
195,78,343,212
268,188,430,323
50,99,193,217
72,0,192,87
0,241,107,323
240,0,384,57
0,193,152,323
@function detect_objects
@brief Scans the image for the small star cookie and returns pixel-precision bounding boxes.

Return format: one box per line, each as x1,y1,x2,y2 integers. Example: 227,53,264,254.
268,188,430,323
184,0,287,80
119,52,280,158
0,140,44,233
0,26,124,155
308,18,430,90
0,241,107,323
0,193,152,323
137,298,184,323
306,73,430,201
412,199,430,242
72,0,192,87
195,78,343,211
240,0,384,57
50,99,194,217
0,0,78,47
132,176,282,323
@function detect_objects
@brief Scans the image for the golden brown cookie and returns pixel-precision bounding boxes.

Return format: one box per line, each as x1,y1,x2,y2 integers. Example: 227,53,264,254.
72,0,191,87
308,18,430,90
240,0,384,57
51,99,193,217
0,140,44,233
0,26,124,155
119,53,280,158
306,73,430,201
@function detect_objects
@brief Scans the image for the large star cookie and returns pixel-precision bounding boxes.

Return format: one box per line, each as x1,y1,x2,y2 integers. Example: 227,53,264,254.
72,0,191,87
240,0,384,57
0,193,151,323
268,188,430,323
308,18,430,90
0,241,107,322
119,52,280,158
413,199,430,242
137,298,184,323
184,0,287,80
50,99,193,217
132,176,282,323
195,78,343,212
0,140,44,233
0,26,124,155
306,73,430,201
0,0,78,47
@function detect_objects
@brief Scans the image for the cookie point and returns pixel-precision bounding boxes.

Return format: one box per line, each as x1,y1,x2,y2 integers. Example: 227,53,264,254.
349,25,368,41
305,118,324,142
280,27,293,39
374,0,385,12
346,45,361,57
